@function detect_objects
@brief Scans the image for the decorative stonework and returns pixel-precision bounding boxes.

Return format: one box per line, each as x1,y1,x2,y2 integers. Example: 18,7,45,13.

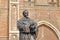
8,0,60,40
35,0,49,6
9,33,19,40
37,20,60,40
35,0,59,7
9,0,19,40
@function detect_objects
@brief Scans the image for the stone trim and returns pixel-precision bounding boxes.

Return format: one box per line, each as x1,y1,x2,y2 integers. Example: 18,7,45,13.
9,0,19,40
37,20,60,40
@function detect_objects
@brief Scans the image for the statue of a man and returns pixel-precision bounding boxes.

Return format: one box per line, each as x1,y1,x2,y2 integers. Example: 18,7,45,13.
17,10,38,40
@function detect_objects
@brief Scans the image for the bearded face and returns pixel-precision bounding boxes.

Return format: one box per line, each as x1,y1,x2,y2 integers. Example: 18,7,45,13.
23,10,29,18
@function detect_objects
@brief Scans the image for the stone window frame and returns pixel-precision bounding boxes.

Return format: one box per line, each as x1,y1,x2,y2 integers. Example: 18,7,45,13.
37,20,60,40
9,0,19,40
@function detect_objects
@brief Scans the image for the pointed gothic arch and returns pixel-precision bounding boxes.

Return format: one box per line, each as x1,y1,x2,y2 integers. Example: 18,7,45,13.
37,20,60,40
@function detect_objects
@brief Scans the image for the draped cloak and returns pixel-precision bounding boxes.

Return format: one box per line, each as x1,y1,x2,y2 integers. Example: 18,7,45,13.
17,17,38,40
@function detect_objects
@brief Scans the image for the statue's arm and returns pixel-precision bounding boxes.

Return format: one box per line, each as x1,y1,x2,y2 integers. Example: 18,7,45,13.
34,26,38,38
32,22,38,38
17,21,24,31
30,21,37,29
30,21,38,38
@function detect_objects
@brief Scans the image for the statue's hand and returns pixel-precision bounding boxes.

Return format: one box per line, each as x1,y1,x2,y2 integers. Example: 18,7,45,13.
22,22,30,32
30,23,35,28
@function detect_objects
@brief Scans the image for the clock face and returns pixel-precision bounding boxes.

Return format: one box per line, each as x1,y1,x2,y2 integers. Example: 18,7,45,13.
36,25,58,40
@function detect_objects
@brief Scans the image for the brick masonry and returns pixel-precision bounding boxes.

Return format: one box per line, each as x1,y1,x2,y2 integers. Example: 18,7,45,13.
0,0,60,40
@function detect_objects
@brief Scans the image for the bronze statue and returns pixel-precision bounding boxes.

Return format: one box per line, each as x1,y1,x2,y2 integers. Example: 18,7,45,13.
17,10,38,40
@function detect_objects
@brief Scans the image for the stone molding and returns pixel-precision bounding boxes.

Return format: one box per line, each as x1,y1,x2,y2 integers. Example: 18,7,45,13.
37,20,60,40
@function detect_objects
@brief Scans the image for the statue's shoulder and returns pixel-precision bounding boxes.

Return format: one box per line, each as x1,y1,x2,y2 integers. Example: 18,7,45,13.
17,18,24,23
29,18,36,23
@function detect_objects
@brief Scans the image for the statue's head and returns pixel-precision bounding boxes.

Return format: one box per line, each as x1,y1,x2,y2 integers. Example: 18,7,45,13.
23,10,29,18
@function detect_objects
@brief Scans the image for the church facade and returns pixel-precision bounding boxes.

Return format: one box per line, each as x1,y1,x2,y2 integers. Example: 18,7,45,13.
0,0,60,40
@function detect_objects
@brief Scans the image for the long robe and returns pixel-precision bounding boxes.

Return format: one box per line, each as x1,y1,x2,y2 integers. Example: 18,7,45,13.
17,17,38,40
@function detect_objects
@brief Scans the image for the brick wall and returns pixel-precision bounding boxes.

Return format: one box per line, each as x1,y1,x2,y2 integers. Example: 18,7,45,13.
0,0,60,40
0,0,8,40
